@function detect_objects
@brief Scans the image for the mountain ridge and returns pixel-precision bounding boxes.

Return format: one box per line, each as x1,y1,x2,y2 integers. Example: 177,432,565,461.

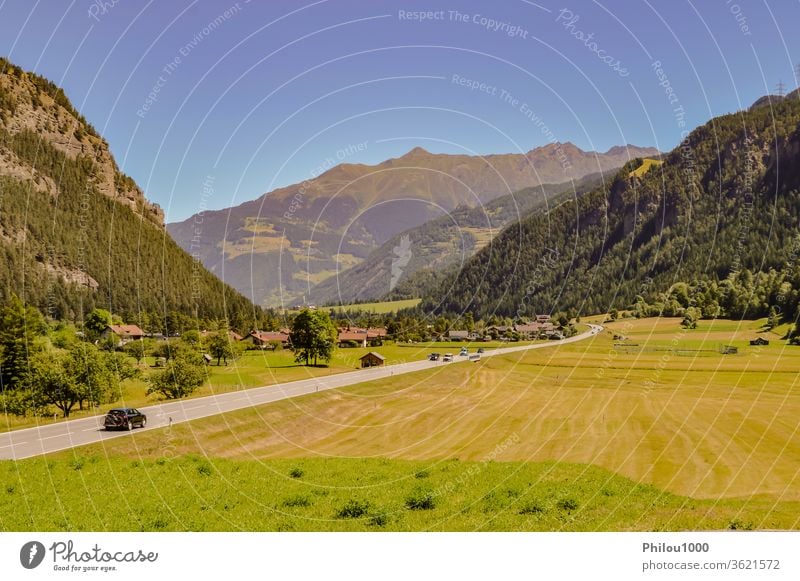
168,141,659,307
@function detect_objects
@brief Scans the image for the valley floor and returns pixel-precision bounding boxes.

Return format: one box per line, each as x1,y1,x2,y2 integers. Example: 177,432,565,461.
2,317,798,531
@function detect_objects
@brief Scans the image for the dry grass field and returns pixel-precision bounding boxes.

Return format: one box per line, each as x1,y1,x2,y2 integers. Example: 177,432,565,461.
70,317,800,503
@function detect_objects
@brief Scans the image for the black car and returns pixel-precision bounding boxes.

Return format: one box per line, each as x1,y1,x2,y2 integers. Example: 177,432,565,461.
477,348,485,354
428,353,440,361
104,408,147,431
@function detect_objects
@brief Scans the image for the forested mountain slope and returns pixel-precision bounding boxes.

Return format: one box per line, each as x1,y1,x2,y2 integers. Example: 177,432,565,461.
310,172,609,305
0,58,257,325
426,95,800,321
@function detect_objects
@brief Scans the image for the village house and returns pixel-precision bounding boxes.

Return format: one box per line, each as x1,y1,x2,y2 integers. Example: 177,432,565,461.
245,330,291,349
484,325,511,339
749,337,769,346
338,329,368,348
367,327,388,343
514,321,557,340
337,327,388,348
101,324,145,347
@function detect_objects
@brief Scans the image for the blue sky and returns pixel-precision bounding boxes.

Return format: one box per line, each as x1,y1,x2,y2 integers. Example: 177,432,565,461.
1,0,798,222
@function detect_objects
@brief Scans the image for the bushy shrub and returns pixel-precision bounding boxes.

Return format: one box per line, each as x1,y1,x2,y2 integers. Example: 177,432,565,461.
368,510,390,527
405,487,437,510
728,519,754,531
336,499,370,519
282,495,311,508
518,501,547,515
556,498,579,512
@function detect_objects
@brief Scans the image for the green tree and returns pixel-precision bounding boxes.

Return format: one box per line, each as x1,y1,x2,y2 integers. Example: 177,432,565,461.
83,308,112,340
181,329,201,348
208,332,239,366
290,309,337,366
152,341,183,362
463,312,475,333
123,338,152,364
0,295,47,390
766,306,781,330
68,343,138,408
146,350,206,399
681,307,700,329
25,350,79,417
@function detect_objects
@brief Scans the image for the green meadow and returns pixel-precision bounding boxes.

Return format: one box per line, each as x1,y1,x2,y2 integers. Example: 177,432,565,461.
1,455,795,531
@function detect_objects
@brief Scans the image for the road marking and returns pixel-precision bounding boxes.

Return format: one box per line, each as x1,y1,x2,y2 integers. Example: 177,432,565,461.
41,434,70,440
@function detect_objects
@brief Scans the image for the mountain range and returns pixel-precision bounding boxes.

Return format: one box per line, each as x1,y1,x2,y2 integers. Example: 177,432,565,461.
308,171,611,305
168,142,658,307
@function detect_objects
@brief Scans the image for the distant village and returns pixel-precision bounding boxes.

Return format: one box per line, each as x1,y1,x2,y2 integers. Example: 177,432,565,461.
100,313,563,351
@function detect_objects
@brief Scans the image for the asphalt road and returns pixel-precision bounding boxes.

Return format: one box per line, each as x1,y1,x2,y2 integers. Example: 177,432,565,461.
0,324,602,460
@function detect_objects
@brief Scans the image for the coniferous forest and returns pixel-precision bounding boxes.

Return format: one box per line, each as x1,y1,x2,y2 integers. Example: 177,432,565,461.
425,96,800,326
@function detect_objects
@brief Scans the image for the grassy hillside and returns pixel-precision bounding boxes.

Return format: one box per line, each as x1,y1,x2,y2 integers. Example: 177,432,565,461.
0,58,257,323
426,96,800,319
325,298,422,313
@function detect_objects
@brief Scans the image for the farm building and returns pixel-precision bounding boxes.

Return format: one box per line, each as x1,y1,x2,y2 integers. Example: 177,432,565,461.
338,327,387,347
338,330,368,348
514,321,555,339
448,330,470,341
749,337,769,346
246,330,291,349
101,324,145,346
359,352,385,368
367,327,388,343
484,325,510,334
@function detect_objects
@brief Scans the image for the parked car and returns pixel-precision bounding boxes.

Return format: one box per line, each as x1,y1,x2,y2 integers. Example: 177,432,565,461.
443,353,453,362
428,353,440,361
104,408,147,431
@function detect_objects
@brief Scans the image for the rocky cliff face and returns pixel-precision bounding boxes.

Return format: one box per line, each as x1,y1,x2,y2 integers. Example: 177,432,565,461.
0,58,163,225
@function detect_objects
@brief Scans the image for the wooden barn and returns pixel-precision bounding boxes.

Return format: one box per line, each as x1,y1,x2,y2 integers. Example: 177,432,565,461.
359,352,385,368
